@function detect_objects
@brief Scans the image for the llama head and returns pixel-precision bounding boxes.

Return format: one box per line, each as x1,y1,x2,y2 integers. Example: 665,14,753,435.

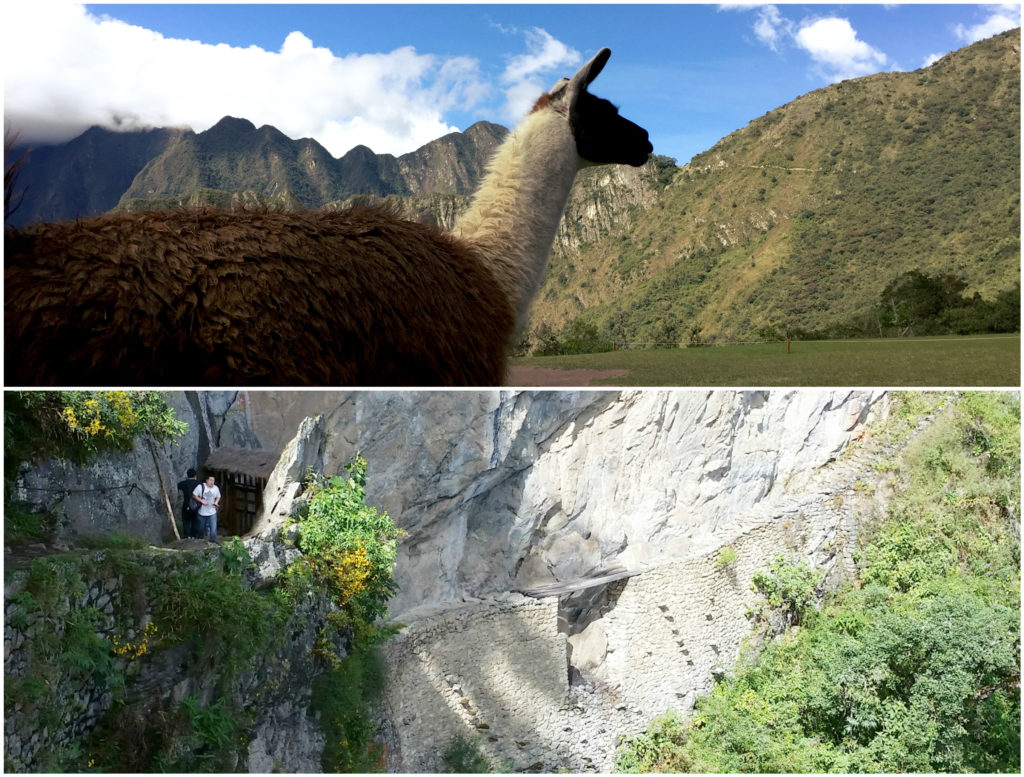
542,47,653,168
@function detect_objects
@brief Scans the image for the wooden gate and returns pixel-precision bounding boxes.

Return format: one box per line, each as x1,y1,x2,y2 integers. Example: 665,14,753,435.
203,447,280,539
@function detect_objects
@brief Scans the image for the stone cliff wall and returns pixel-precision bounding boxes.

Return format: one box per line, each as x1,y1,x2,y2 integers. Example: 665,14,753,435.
257,389,885,617
375,405,891,772
247,389,891,772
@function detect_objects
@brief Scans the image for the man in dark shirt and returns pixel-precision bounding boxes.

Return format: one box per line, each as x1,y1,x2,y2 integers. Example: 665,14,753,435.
176,468,203,539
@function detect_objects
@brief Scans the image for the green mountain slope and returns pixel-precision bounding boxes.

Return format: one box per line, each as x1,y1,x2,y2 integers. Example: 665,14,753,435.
528,28,1020,344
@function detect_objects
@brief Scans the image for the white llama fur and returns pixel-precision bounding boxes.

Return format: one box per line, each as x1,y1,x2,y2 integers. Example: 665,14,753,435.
455,47,652,333
455,108,582,329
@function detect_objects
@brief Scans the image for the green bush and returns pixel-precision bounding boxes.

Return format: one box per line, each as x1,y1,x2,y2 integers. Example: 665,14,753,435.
614,711,691,773
441,734,499,773
750,555,823,625
298,455,404,623
4,391,186,475
529,319,614,356
615,392,1020,773
156,557,285,675
312,641,388,772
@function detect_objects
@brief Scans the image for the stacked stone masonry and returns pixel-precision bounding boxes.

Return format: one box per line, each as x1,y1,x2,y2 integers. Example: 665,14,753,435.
4,538,334,773
376,405,910,773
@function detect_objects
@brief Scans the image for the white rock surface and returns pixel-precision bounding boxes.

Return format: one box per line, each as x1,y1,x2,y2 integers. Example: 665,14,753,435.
258,389,885,616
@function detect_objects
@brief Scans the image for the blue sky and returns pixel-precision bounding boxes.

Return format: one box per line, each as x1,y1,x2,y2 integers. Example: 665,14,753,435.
4,4,1020,164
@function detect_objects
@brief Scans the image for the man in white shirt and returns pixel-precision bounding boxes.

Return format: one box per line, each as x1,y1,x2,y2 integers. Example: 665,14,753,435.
193,475,222,544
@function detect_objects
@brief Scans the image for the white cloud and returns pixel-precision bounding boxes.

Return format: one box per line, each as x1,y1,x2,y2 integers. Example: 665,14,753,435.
3,3,491,156
717,3,790,50
922,52,945,68
499,28,580,123
794,17,888,82
731,6,890,83
752,5,792,52
954,3,1021,44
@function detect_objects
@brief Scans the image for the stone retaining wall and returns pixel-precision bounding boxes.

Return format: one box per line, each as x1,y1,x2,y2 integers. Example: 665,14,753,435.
376,418,895,772
4,538,333,773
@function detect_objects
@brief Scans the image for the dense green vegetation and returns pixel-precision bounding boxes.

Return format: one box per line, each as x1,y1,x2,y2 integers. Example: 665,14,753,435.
290,455,405,772
4,435,402,771
311,637,390,773
533,268,1020,353
4,390,186,483
297,456,405,626
615,392,1020,773
757,271,1021,341
5,539,286,771
510,333,1020,386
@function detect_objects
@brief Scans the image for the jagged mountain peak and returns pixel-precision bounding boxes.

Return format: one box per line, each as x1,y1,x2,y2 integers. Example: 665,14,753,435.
206,115,257,134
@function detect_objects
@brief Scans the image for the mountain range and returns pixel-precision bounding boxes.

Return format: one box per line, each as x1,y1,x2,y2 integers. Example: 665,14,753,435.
6,28,1020,344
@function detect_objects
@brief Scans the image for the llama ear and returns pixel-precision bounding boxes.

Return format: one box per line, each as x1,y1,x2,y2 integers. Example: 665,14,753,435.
548,48,611,112
568,48,611,96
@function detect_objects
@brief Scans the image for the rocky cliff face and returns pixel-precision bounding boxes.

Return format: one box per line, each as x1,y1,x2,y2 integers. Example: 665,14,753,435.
10,392,261,545
250,388,893,772
256,390,885,618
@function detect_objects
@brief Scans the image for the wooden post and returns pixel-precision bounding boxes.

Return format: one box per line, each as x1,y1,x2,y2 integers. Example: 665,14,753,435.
148,436,181,540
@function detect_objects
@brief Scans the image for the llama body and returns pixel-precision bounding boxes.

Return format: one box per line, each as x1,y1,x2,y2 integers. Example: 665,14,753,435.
5,48,651,386
6,206,513,385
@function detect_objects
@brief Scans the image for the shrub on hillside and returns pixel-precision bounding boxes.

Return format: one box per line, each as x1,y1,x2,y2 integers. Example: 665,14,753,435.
614,392,1020,773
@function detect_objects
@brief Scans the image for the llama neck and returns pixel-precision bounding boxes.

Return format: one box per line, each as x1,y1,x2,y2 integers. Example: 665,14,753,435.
454,110,580,332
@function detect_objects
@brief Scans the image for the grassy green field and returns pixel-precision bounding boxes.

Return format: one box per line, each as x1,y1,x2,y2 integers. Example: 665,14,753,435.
510,334,1021,386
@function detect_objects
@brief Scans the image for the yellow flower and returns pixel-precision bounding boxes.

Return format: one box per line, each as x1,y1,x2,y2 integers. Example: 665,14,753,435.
61,406,79,430
313,544,373,607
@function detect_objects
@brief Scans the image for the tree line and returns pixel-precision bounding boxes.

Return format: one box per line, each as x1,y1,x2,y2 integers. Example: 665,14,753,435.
521,269,1020,355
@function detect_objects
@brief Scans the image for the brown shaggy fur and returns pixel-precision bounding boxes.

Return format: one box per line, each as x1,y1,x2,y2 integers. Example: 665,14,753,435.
530,93,553,113
5,206,516,386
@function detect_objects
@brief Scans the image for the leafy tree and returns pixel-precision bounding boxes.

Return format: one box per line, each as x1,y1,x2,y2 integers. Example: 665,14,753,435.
875,270,968,335
529,319,614,356
561,319,614,355
297,455,405,623
530,323,565,356
749,556,823,626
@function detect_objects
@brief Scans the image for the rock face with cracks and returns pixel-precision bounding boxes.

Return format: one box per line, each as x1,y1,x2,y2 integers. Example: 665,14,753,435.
257,390,885,616
253,389,891,772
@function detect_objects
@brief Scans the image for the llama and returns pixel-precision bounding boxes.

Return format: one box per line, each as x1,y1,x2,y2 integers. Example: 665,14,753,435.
5,48,651,386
